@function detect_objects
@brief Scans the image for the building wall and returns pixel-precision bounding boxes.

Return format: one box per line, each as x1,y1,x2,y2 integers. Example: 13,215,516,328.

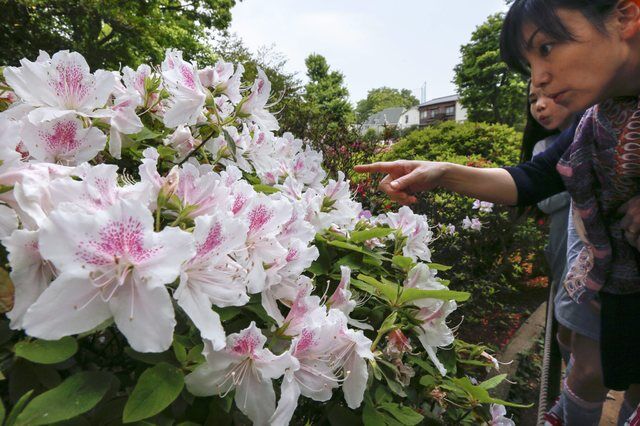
398,107,419,129
455,102,468,122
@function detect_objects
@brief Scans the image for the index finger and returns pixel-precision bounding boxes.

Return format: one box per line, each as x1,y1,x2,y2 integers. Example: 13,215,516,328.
354,162,402,174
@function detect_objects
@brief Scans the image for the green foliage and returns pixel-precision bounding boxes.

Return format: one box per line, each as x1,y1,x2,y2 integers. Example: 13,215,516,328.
360,121,547,333
0,0,237,69
13,371,113,425
14,337,78,365
356,87,419,122
123,363,184,423
383,120,521,166
453,13,528,129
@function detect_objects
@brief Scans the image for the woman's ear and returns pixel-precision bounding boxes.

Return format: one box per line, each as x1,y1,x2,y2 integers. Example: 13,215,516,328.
615,0,640,40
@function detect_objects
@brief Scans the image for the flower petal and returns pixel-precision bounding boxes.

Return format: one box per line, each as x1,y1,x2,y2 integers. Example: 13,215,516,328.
22,272,110,339
108,278,176,353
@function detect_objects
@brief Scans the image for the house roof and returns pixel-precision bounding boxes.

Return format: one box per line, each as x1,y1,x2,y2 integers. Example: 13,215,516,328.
419,94,459,108
363,107,405,126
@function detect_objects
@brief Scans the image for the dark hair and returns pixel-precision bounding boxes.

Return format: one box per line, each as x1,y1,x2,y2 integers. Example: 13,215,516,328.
520,81,559,162
501,0,618,75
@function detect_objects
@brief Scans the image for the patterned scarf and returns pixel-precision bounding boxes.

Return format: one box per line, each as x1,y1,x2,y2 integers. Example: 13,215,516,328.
556,97,640,303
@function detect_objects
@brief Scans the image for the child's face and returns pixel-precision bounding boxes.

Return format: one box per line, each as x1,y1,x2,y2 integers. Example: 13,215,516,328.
529,86,572,131
522,8,628,114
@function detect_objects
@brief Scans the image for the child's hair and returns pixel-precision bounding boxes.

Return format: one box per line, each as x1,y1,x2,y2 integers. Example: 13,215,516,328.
501,0,619,75
520,81,559,163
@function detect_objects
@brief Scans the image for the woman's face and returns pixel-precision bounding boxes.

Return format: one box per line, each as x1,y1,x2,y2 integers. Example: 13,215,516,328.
521,7,629,114
529,85,573,130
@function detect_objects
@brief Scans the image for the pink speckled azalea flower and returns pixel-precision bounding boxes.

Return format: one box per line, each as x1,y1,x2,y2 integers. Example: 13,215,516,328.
161,49,207,128
239,68,279,131
328,265,372,330
490,404,515,426
4,229,55,329
236,194,292,294
175,213,248,349
185,322,298,426
172,163,230,219
271,314,343,426
198,60,244,104
21,113,106,165
385,206,433,262
329,310,374,409
21,199,195,352
405,264,457,376
3,50,116,123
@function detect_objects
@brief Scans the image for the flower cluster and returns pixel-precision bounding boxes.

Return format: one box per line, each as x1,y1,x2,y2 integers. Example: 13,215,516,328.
0,49,512,425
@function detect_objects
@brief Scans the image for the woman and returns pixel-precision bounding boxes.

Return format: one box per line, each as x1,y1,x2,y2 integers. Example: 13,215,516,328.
355,1,640,424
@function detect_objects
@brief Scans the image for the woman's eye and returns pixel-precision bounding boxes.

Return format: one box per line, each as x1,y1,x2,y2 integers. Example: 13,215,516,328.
539,43,553,57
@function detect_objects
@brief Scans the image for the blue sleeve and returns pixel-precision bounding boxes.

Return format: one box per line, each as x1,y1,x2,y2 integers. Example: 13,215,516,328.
503,122,577,206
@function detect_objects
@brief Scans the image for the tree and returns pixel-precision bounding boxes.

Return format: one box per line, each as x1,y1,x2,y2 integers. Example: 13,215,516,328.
355,87,419,122
0,0,237,69
453,13,527,129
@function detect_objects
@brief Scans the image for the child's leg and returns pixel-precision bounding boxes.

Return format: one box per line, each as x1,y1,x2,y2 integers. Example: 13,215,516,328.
562,332,608,425
557,324,572,365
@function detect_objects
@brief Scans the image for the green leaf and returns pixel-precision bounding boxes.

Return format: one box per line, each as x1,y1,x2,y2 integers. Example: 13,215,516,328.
131,127,161,142
362,401,385,426
427,263,452,271
14,372,113,426
398,287,470,305
379,311,398,335
253,184,280,194
5,390,33,426
328,240,366,253
391,255,414,271
450,376,532,408
357,274,397,303
0,397,5,425
122,362,184,423
479,374,507,390
124,347,173,365
350,278,379,297
222,128,237,158
419,375,436,388
378,403,423,425
350,227,394,243
173,341,187,364
14,337,78,364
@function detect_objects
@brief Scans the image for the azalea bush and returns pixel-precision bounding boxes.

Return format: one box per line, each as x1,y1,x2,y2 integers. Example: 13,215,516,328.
0,50,524,425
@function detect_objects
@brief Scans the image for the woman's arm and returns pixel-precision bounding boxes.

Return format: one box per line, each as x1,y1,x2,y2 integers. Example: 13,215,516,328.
355,123,577,207
353,161,518,205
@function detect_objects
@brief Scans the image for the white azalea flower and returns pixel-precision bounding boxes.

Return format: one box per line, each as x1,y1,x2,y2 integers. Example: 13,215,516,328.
175,213,248,349
198,61,244,104
185,322,298,426
405,264,457,376
236,194,292,294
329,310,374,409
3,50,116,123
328,266,372,330
21,113,106,165
4,230,55,329
239,68,279,131
490,404,515,426
161,49,207,128
271,315,343,426
21,199,195,352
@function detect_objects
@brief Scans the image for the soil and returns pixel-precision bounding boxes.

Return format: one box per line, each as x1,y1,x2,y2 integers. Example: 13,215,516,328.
456,275,550,349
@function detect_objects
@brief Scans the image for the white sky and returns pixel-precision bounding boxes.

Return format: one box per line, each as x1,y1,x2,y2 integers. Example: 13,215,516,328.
229,0,510,105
